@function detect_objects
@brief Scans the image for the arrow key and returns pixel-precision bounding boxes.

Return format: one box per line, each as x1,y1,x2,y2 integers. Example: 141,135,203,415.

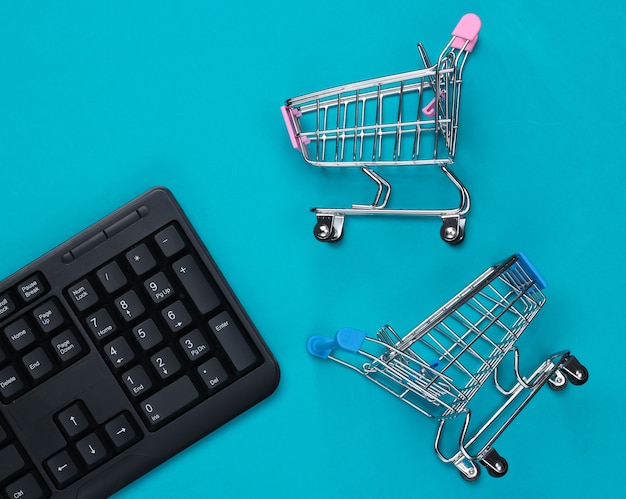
104,413,140,451
56,401,91,438
76,432,109,469
44,449,80,488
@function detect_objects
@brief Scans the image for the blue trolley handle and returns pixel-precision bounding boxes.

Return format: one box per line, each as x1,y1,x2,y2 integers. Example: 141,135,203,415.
308,328,442,373
307,328,368,359
516,252,548,291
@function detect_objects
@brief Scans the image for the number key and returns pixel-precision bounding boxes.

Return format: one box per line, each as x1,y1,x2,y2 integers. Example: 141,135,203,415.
161,301,191,333
114,291,145,322
104,337,134,369
132,319,163,351
150,347,181,380
144,273,174,304
85,308,117,341
122,365,152,398
179,329,210,361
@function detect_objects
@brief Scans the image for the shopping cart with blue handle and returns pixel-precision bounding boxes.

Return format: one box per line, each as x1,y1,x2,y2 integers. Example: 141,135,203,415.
307,253,588,480
281,13,481,244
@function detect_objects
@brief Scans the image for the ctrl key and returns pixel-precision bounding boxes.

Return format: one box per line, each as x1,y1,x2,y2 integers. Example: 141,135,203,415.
44,450,80,489
4,473,47,499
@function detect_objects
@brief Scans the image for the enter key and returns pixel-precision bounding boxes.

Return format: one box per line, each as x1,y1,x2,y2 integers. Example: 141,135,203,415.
208,312,257,372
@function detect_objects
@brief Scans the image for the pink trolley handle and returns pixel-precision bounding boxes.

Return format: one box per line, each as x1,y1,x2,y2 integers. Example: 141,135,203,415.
422,13,481,118
451,13,481,52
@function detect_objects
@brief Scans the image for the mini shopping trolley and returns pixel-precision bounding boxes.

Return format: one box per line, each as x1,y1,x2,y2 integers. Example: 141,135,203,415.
281,13,481,244
307,253,588,480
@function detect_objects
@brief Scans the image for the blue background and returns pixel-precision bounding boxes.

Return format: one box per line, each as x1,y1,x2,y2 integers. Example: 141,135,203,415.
0,1,622,497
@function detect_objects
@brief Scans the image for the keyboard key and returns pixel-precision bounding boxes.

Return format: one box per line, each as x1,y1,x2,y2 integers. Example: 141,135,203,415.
44,449,80,488
21,347,55,381
132,319,163,351
126,244,156,276
67,279,99,312
4,318,36,352
0,292,17,321
179,329,210,361
76,432,109,469
105,413,139,451
209,312,257,371
155,225,185,257
50,330,83,364
161,301,191,333
0,345,6,365
56,401,91,438
97,261,127,294
16,273,47,302
0,444,26,482
114,291,145,322
32,301,65,334
85,308,117,341
197,358,228,391
4,472,47,499
143,272,174,303
0,421,7,444
140,376,199,429
122,365,152,398
172,255,220,315
150,347,181,380
0,365,25,400
104,337,134,369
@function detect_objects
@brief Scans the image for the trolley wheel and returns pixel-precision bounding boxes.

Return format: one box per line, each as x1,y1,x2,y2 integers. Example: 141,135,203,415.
562,356,589,386
460,464,481,482
440,217,466,245
548,370,568,391
567,365,589,386
313,215,344,243
480,448,508,478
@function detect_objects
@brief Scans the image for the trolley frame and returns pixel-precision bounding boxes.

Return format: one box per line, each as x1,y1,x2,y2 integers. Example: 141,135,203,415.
307,254,588,480
282,14,481,244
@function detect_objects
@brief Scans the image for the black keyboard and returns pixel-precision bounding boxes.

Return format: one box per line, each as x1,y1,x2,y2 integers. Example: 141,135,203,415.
0,187,280,498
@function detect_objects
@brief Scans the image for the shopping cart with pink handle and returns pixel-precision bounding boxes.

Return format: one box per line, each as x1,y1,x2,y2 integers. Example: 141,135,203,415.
281,13,481,244
307,253,588,480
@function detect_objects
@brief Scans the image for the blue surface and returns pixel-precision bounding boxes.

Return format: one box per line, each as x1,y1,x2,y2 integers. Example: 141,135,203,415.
0,1,622,497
